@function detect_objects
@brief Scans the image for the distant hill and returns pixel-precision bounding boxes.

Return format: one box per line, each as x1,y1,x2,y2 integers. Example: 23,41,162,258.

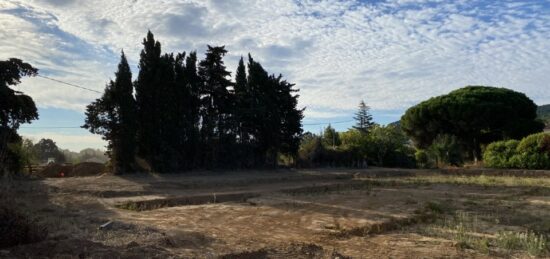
538,104,550,125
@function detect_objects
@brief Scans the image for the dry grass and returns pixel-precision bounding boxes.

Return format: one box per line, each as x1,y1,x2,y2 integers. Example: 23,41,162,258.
364,174,550,188
0,183,47,248
6,169,550,258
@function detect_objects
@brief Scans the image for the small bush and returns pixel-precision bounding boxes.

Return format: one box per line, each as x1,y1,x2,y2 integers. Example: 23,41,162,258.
415,150,431,168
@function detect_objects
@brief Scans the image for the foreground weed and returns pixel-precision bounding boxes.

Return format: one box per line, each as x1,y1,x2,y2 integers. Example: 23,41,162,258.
446,212,483,249
422,211,492,254
425,201,452,214
496,231,548,256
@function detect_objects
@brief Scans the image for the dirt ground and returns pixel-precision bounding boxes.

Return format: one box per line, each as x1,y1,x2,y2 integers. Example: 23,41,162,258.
3,168,550,258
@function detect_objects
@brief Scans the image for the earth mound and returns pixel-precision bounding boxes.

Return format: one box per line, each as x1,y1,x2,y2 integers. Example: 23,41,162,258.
35,162,105,178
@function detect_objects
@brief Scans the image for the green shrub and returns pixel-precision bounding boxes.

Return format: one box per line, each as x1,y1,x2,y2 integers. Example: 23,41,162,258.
483,140,519,168
515,133,550,169
297,134,324,167
483,133,550,169
429,134,463,167
415,150,431,168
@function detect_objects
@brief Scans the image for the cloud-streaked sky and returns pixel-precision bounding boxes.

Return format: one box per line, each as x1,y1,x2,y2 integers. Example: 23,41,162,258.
2,0,550,151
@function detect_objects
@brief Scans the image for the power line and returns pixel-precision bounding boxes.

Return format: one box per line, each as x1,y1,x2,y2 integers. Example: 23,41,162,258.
20,126,82,129
37,75,102,94
32,75,355,127
21,120,355,129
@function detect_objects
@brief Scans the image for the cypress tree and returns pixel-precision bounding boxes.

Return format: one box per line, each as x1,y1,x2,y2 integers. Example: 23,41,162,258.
157,53,178,172
269,74,303,164
83,51,137,174
234,57,248,143
233,57,248,166
174,51,189,169
134,31,163,171
245,55,303,166
246,54,270,165
198,46,233,167
113,51,137,173
184,52,201,168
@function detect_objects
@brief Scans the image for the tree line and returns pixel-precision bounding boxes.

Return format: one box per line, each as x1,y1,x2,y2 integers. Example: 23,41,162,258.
297,101,416,168
2,47,546,175
83,31,303,174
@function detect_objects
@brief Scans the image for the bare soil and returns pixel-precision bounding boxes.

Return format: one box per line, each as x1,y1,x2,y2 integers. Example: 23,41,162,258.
2,168,550,258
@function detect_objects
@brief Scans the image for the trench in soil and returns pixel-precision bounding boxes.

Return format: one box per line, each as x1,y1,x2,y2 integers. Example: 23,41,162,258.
115,192,260,211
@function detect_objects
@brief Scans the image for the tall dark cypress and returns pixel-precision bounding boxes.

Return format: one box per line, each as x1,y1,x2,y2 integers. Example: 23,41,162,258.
134,31,162,171
198,46,233,167
245,54,303,166
174,51,189,169
234,57,248,143
184,52,202,168
113,51,137,173
276,76,304,161
157,53,178,172
83,51,137,174
233,57,253,167
246,55,271,165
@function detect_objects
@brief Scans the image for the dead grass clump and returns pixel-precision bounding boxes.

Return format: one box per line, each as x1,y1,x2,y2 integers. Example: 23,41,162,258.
496,231,548,257
336,202,445,238
281,181,384,196
220,248,269,259
219,243,349,259
422,210,549,256
0,190,47,248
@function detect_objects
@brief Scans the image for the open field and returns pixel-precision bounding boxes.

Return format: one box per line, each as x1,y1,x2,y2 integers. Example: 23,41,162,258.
3,168,550,258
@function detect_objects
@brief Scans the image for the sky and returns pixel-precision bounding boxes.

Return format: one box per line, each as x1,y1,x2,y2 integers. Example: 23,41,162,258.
2,0,550,151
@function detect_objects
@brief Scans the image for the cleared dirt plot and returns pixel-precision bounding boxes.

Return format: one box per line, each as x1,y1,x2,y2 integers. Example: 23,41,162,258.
3,168,550,258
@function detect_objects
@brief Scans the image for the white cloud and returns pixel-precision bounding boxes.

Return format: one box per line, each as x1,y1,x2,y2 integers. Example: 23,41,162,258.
2,0,550,119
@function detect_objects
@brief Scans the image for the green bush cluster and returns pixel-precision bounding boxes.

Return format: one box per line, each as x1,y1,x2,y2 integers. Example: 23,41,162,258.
297,125,416,168
414,134,464,168
483,133,550,169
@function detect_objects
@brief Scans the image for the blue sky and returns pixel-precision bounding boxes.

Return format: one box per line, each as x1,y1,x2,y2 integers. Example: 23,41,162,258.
2,0,550,151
